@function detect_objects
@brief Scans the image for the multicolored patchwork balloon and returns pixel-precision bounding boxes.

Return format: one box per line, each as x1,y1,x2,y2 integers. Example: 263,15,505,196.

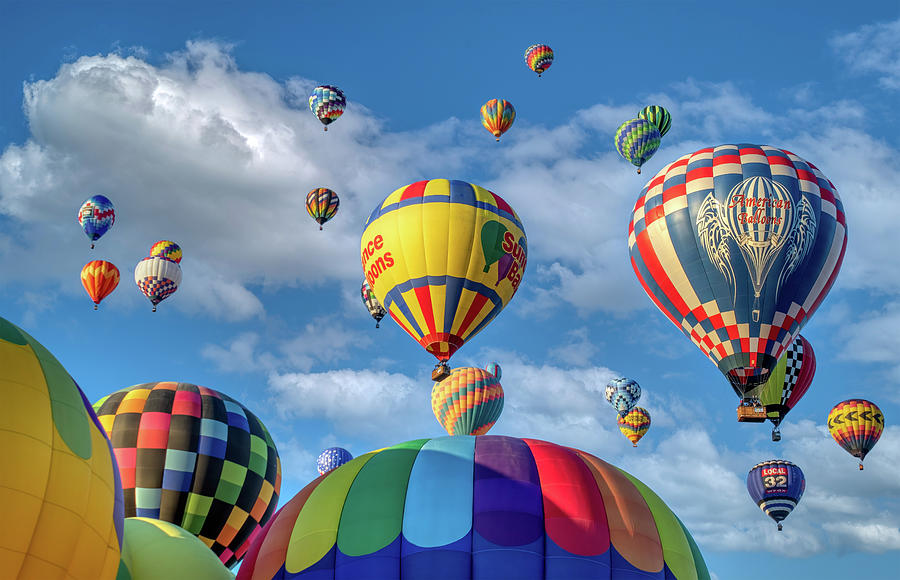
317,447,353,475
614,118,661,174
828,399,884,470
78,194,115,248
309,85,345,131
618,407,651,447
149,240,183,264
755,335,816,440
628,145,847,404
746,460,805,531
0,316,124,580
361,180,527,366
306,187,340,230
524,43,553,76
605,377,642,416
432,367,504,435
93,382,282,568
638,105,672,138
134,256,181,312
481,98,516,141
235,436,710,580
81,260,120,310
361,280,387,327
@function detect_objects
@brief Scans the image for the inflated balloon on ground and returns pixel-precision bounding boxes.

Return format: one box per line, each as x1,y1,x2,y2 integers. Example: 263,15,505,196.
117,518,234,580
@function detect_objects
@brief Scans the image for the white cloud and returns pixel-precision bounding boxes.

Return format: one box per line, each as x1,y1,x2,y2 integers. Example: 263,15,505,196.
831,18,900,90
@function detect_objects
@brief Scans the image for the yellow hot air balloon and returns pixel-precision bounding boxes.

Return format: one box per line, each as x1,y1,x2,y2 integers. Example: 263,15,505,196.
361,179,527,380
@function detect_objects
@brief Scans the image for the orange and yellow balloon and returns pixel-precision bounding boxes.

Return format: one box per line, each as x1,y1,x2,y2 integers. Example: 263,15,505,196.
431,366,504,435
618,407,651,447
828,399,884,470
81,260,120,310
361,179,526,365
480,99,516,141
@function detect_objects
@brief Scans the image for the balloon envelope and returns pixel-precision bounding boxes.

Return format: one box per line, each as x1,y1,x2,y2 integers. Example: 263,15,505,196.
118,518,234,580
93,382,282,568
0,316,123,580
361,280,387,326
614,118,661,173
746,460,805,530
317,447,353,475
150,240,183,263
307,188,340,229
605,377,642,416
628,145,847,398
309,85,345,129
827,399,884,469
524,43,553,75
756,335,815,428
361,179,527,363
617,407,651,447
485,361,501,379
236,436,710,580
480,99,516,141
638,105,672,138
78,194,115,245
82,260,120,308
432,367,504,435
134,256,182,310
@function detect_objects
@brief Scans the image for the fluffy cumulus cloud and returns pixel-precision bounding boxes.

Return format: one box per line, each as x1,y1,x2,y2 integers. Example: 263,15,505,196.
831,18,900,90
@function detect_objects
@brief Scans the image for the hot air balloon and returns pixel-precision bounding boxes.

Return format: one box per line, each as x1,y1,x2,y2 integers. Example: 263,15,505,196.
605,377,642,416
93,382,282,568
361,280,387,327
317,447,353,475
828,399,884,470
638,105,672,138
134,256,181,312
78,194,115,248
307,188,340,230
481,99,516,141
235,436,710,580
746,460,805,531
118,518,233,580
81,260,120,310
485,361,501,379
618,407,651,447
149,240,183,263
309,85,345,131
628,145,847,421
0,315,124,580
614,118,660,174
361,179,527,381
755,335,816,441
524,43,553,76
432,367,504,436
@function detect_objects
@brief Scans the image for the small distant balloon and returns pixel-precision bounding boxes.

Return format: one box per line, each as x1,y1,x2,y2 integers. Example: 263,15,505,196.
481,99,515,141
747,460,805,531
828,399,884,470
485,361,501,379
78,194,115,248
317,447,353,475
638,105,672,137
134,256,181,312
432,367,504,436
361,280,387,328
614,118,660,174
309,85,345,131
307,187,340,230
149,240,183,264
617,407,650,447
524,43,553,76
605,377,641,416
81,260,120,310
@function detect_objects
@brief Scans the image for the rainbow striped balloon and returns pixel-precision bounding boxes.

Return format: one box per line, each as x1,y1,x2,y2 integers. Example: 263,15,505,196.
236,436,710,580
309,85,345,131
306,187,340,230
480,98,516,141
432,367,504,435
618,407,651,447
524,43,554,76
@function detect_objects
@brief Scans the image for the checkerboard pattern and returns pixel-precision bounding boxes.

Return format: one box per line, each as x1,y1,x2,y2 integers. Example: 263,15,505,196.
94,382,281,568
628,145,847,395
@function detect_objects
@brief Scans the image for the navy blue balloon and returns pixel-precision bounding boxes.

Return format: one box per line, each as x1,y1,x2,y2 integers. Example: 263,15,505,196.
317,446,353,475
747,460,805,531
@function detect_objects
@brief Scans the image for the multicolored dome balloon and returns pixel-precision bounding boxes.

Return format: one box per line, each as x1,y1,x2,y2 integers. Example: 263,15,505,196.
755,335,816,441
614,118,661,174
485,361,501,379
81,260,120,310
149,240,183,264
0,316,124,580
306,187,340,230
361,280,387,327
432,367,504,436
618,407,651,447
118,518,233,580
309,85,345,131
524,43,553,76
134,256,182,312
236,436,710,580
628,145,847,405
317,447,353,475
638,105,672,138
746,460,805,531
78,194,115,248
93,382,282,568
361,180,527,375
605,377,642,416
481,98,516,141
827,399,884,470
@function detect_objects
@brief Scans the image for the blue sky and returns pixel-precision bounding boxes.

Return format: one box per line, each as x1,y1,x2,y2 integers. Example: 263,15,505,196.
2,1,900,578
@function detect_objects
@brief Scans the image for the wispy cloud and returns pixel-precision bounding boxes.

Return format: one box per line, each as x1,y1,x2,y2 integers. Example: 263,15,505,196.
831,18,900,90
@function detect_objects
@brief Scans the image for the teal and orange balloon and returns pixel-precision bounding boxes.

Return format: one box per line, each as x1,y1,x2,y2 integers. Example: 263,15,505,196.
149,240,183,264
481,98,516,141
618,407,651,447
431,366,504,435
628,145,847,408
236,436,710,580
615,118,661,174
524,43,553,76
309,85,345,131
306,187,340,230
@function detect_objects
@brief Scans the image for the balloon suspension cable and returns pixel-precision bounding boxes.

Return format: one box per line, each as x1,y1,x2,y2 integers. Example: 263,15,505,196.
777,523,783,531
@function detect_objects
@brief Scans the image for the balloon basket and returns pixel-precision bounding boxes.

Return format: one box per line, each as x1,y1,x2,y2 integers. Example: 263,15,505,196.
152,306,157,313
737,399,767,422
375,322,380,329
432,363,451,382
93,304,98,311
777,523,783,531
632,443,637,448
771,429,781,442
859,463,864,471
